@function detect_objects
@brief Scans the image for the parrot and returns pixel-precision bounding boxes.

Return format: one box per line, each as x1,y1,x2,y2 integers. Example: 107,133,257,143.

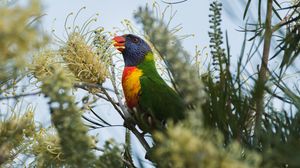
112,34,185,133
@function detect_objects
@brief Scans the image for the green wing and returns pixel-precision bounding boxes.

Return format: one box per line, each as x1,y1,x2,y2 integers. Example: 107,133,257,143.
134,52,185,132
138,74,185,122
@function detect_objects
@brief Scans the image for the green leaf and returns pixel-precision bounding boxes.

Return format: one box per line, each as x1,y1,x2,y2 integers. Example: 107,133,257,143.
243,0,252,19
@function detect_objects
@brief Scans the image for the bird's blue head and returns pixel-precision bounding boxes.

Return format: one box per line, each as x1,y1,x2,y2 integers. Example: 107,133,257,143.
113,34,152,66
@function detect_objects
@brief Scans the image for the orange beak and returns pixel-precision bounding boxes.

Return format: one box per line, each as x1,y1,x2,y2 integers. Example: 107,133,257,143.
112,36,126,52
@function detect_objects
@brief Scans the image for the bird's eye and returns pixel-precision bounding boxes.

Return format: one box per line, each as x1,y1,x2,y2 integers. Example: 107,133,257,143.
131,37,139,43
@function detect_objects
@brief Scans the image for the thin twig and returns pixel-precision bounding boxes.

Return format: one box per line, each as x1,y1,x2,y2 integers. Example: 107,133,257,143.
74,82,120,105
89,107,112,126
124,128,136,167
95,93,119,105
82,115,105,127
74,81,125,119
109,64,131,119
68,81,126,128
121,157,137,168
102,88,125,120
74,83,114,92
87,124,124,130
0,91,41,100
161,0,188,5
272,15,292,33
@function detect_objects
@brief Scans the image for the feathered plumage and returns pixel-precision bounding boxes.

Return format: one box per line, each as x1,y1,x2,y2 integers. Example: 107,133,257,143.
113,34,185,132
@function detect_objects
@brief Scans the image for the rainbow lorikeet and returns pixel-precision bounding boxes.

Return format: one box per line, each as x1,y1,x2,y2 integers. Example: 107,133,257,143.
112,34,185,132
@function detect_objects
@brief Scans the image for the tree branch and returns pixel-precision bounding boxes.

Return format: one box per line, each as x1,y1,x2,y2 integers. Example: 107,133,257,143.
0,91,41,100
254,0,273,139
272,15,292,33
125,123,151,152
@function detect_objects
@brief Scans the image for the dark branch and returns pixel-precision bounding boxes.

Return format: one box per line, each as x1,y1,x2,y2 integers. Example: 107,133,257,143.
89,107,112,126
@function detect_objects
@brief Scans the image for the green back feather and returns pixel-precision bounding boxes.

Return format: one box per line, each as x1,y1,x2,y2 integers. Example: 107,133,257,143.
137,52,185,122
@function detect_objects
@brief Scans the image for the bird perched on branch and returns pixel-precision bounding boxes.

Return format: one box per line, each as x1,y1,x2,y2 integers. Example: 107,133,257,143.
113,34,185,133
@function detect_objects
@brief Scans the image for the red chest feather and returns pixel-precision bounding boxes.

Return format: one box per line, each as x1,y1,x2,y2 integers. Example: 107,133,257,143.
122,67,143,108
